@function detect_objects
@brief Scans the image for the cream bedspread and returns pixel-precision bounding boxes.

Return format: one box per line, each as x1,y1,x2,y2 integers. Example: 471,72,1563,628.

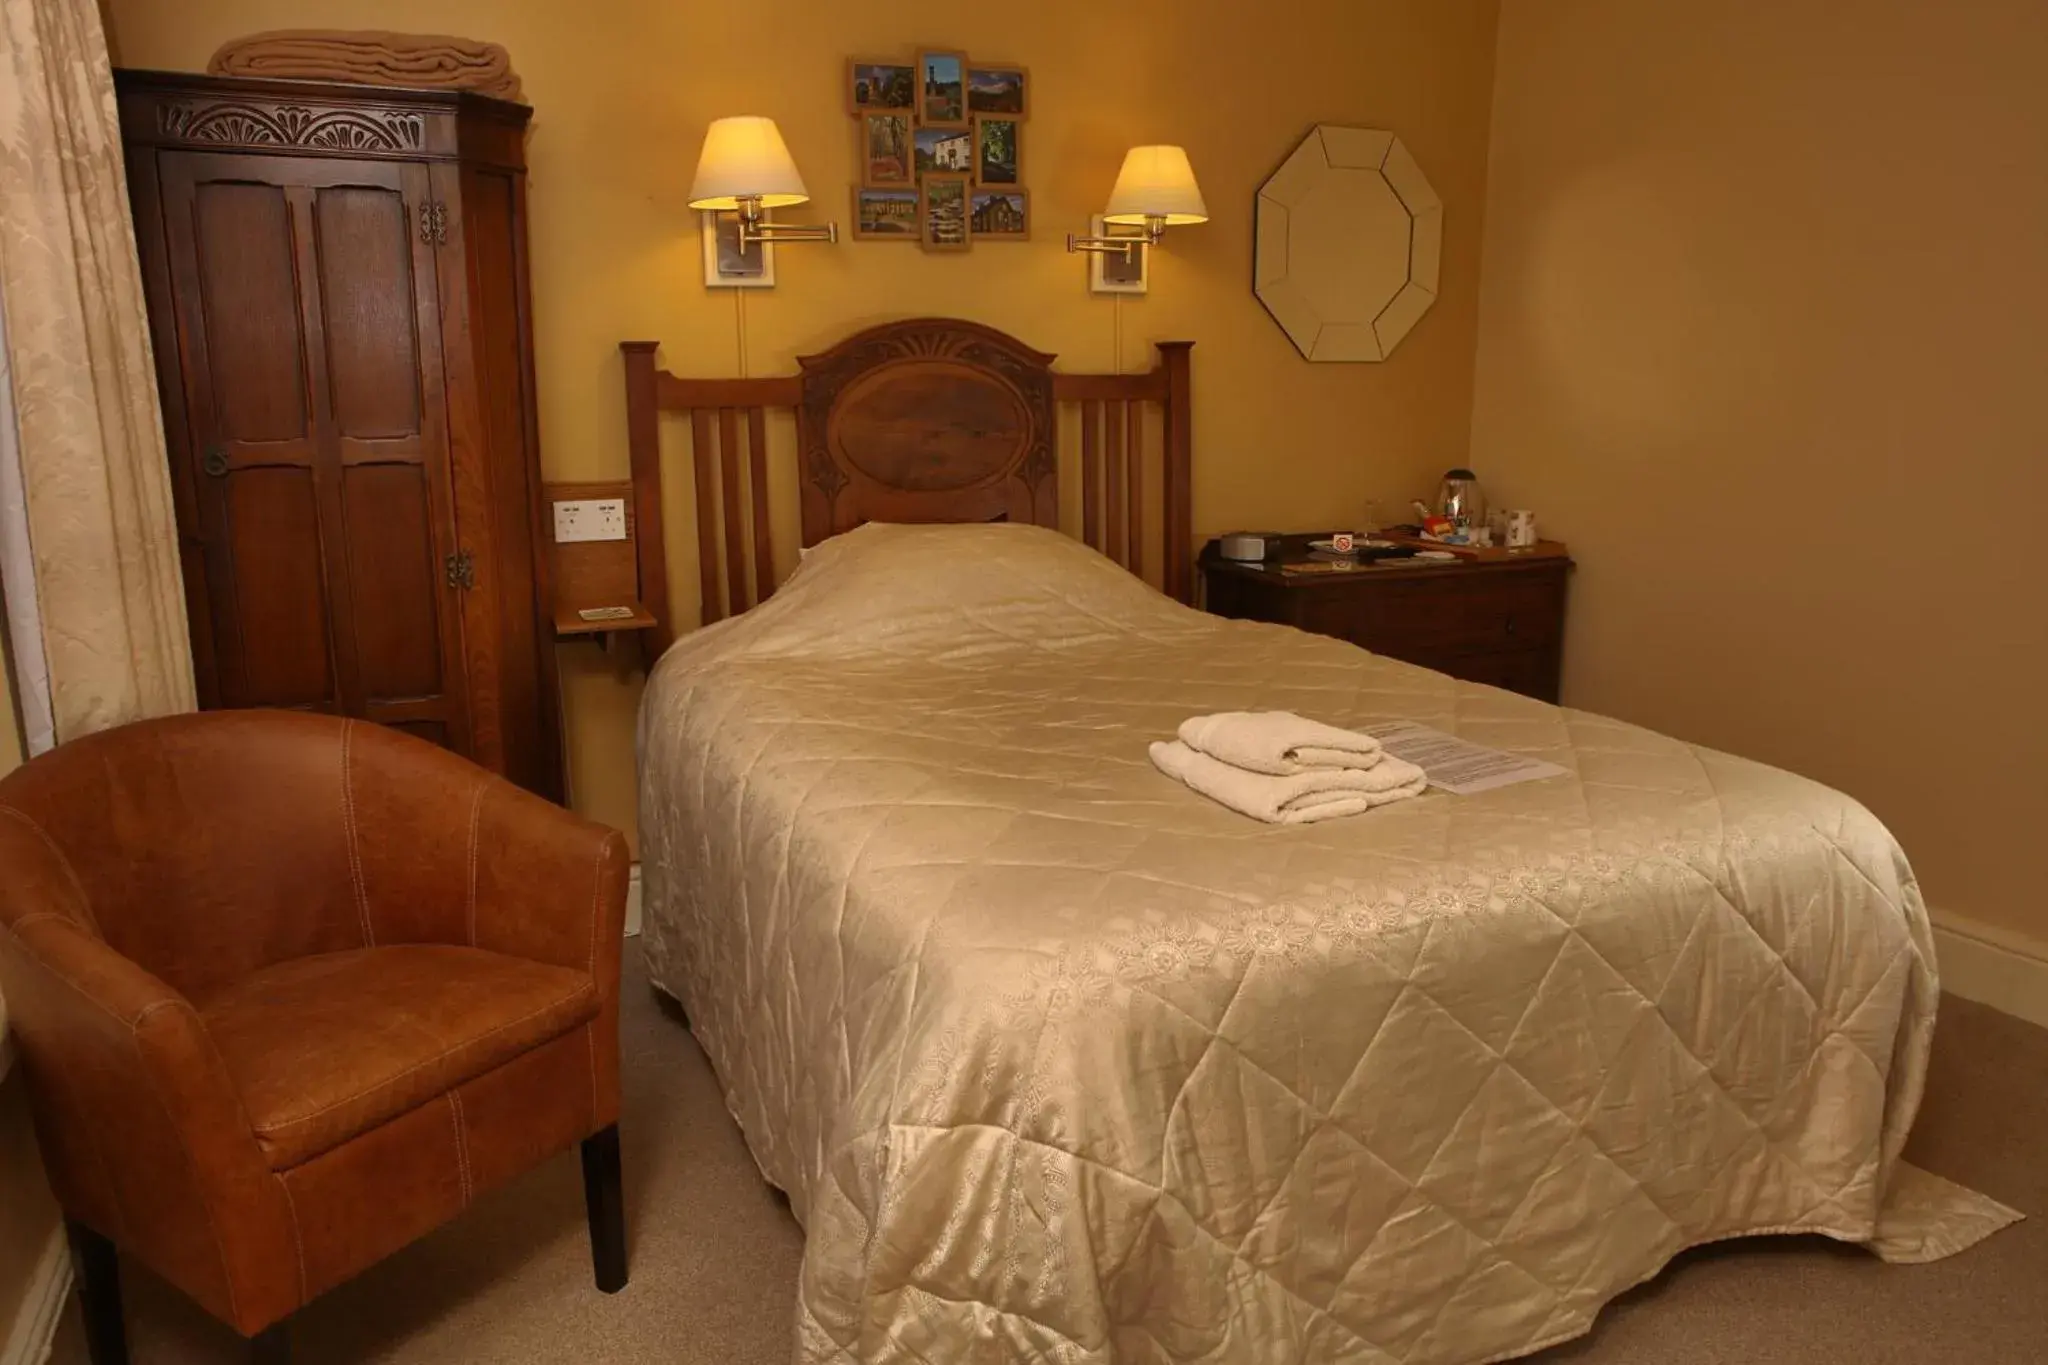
638,523,2014,1365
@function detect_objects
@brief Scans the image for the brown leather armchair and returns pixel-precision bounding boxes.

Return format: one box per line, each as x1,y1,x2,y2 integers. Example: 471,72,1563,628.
0,712,631,1365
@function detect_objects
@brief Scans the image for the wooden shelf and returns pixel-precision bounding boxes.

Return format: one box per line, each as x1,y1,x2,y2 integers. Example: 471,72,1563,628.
544,479,659,645
553,603,658,637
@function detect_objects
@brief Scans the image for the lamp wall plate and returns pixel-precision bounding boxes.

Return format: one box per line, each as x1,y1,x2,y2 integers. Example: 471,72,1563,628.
1087,216,1149,295
701,210,777,288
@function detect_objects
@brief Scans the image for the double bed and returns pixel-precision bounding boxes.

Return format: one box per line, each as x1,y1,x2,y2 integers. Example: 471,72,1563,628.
626,319,2010,1365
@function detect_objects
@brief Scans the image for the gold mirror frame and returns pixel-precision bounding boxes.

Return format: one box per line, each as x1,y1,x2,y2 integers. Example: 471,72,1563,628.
1255,125,1442,363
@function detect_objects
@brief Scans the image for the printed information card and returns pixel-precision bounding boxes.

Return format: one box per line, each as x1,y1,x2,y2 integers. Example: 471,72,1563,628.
1365,722,1570,795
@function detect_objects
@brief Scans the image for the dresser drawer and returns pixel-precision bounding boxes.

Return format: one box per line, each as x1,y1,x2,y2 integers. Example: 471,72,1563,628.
1199,542,1574,704
1295,576,1465,652
1294,567,1566,655
1433,648,1563,702
1452,573,1566,652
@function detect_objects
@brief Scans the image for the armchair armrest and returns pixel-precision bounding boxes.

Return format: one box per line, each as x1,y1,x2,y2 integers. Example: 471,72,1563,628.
471,777,631,983
0,913,298,1333
341,720,630,1136
464,772,629,1131
342,722,629,979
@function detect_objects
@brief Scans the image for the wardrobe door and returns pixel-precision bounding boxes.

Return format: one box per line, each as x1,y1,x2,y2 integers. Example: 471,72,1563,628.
157,150,473,754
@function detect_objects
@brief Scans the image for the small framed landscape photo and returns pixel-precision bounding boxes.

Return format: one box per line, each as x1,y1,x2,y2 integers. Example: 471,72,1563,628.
848,59,913,113
861,112,912,185
1087,214,1147,294
969,188,1029,240
914,125,974,176
967,64,1027,116
920,172,972,251
974,115,1020,186
853,186,920,240
917,49,968,127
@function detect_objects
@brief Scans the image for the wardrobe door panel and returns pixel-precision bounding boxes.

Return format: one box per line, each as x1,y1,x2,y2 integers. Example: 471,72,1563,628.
312,185,422,443
157,149,470,749
221,468,332,707
301,163,469,744
342,463,444,700
163,155,330,712
191,182,310,446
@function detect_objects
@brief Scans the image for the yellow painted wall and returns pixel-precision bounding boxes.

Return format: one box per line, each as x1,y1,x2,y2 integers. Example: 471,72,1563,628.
104,0,1504,846
1472,0,2048,943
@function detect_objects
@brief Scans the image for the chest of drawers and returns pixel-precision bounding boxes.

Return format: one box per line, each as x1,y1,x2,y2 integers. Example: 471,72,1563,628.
1198,536,1573,703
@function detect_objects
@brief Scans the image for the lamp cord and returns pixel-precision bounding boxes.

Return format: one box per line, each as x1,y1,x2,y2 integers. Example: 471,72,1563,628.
734,288,750,378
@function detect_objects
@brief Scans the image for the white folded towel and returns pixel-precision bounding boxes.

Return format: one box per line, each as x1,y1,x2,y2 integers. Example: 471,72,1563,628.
1149,740,1427,825
1178,710,1385,776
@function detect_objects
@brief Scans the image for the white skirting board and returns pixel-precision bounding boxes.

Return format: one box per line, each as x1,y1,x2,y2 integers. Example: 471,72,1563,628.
1932,909,2048,1030
0,1225,68,1365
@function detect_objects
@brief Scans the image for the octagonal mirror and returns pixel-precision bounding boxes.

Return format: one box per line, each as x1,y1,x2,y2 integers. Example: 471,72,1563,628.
1255,125,1442,362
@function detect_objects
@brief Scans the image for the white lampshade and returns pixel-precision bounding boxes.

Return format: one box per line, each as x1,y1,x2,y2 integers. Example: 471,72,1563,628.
688,116,810,210
1102,145,1208,226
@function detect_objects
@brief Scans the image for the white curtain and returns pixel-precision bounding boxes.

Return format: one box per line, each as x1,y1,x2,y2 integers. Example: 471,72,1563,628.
0,0,194,752
0,293,54,755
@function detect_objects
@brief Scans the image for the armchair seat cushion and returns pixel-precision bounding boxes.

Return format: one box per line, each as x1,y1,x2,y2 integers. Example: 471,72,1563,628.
201,945,599,1170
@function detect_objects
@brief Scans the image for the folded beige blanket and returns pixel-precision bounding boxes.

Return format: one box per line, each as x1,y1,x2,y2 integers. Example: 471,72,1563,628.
1179,709,1384,776
208,31,524,102
1149,740,1426,824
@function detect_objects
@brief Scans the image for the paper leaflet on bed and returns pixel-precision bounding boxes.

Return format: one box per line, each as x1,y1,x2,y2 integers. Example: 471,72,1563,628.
1364,722,1569,794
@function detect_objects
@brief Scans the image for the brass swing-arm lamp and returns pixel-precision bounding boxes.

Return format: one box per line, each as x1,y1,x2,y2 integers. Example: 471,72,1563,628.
1065,145,1208,260
688,116,838,246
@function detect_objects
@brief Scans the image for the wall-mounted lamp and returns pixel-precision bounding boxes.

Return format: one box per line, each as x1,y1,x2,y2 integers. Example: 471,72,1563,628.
1066,145,1208,260
688,116,838,247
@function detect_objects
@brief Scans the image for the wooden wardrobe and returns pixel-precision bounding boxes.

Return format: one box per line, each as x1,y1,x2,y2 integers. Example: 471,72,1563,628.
116,70,562,800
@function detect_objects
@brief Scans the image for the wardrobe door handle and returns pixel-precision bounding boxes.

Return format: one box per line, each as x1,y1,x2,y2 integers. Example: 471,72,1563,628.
202,446,229,478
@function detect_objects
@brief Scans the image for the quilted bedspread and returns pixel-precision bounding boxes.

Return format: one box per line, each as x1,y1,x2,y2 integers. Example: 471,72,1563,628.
638,523,2014,1365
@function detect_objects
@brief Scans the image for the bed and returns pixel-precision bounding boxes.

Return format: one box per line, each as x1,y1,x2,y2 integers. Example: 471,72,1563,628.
627,319,2013,1365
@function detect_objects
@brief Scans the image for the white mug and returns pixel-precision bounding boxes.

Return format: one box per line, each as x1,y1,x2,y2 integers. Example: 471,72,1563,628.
1506,509,1538,548
1331,532,1355,553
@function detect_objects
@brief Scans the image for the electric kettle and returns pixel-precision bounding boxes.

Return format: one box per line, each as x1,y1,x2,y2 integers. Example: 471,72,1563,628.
1437,468,1485,531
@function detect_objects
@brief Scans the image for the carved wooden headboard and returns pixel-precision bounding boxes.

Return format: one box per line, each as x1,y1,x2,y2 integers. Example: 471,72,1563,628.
620,317,1193,653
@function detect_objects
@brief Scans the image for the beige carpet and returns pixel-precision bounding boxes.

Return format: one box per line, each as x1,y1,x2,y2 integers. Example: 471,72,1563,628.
51,955,2046,1364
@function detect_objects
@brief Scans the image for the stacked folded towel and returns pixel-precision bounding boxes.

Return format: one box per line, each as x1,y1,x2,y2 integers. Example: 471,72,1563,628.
1150,710,1426,825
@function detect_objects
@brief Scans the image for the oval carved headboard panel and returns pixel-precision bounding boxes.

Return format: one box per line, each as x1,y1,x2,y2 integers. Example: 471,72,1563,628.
798,318,1057,540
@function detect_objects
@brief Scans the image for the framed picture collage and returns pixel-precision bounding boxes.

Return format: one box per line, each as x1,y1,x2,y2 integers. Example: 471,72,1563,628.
848,51,1029,251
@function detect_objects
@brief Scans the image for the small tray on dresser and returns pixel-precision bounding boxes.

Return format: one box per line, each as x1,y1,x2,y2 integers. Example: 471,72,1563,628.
1198,533,1574,702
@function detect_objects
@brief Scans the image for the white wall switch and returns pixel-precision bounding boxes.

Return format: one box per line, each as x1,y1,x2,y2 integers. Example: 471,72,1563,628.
553,497,628,543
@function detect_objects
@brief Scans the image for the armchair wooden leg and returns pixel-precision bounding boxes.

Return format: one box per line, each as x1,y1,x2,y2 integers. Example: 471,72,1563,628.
66,1221,128,1365
580,1123,628,1293
247,1321,290,1365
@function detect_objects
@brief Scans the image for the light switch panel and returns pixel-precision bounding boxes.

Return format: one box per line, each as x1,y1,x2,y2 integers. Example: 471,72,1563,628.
553,497,628,543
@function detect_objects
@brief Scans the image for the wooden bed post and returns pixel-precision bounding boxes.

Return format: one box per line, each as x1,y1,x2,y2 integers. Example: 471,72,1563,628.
1158,341,1195,604
620,342,673,656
